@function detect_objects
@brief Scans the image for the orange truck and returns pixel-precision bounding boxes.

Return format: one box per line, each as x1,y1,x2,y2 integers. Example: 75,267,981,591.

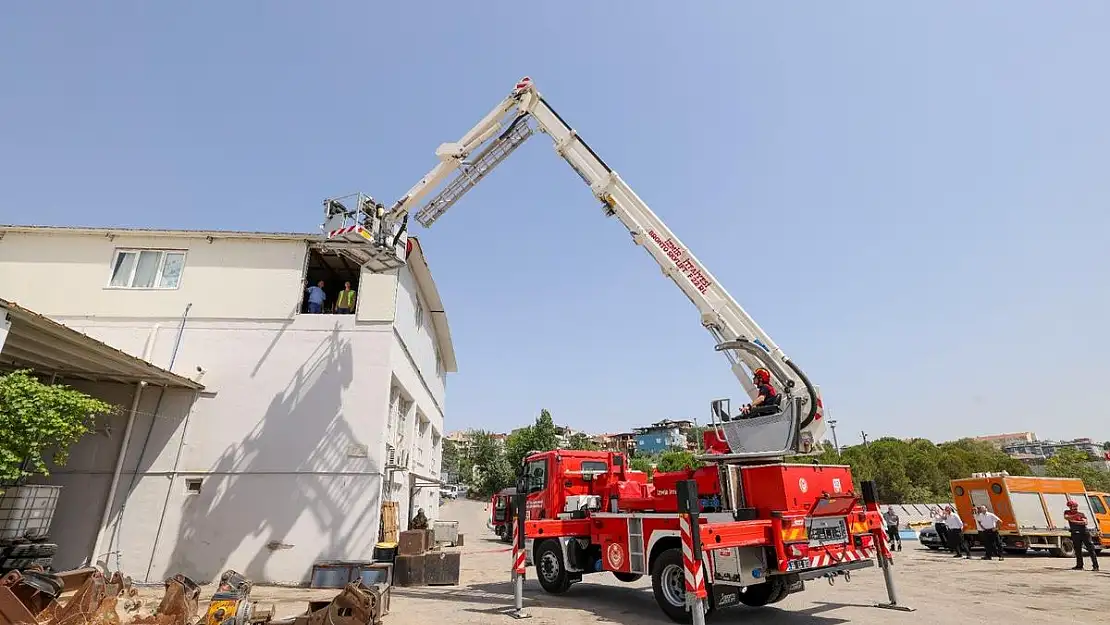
1086,491,1110,545
951,473,1101,557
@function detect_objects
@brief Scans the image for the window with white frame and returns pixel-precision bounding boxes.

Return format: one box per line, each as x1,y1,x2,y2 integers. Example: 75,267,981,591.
108,249,186,289
434,344,443,376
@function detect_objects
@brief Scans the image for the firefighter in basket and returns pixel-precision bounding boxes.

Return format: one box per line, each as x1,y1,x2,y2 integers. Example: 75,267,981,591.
738,368,782,419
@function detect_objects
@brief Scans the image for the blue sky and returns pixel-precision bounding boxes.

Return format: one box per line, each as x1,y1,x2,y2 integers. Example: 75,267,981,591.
2,2,1108,446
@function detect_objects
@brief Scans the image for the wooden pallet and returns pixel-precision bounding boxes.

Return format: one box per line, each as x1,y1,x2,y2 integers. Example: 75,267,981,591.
380,501,400,542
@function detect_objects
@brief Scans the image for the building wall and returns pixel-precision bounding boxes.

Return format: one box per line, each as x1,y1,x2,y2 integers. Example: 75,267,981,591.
634,428,685,455
0,229,452,584
0,230,313,321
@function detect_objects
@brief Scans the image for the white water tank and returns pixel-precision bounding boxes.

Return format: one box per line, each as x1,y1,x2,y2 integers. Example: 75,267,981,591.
0,485,62,540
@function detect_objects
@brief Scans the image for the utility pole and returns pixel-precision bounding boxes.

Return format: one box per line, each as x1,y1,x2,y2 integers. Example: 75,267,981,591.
860,431,870,447
828,419,841,457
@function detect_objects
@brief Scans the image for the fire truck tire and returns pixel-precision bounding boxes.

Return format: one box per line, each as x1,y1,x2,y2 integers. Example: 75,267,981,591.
612,572,642,583
535,540,571,594
650,547,714,623
737,577,787,607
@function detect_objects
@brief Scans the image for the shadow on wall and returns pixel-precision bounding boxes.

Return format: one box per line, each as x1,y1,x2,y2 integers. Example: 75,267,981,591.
31,381,196,572
162,326,380,583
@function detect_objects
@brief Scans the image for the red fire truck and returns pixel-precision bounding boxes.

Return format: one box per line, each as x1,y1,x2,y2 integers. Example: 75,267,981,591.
322,77,893,620
488,487,517,542
517,439,888,622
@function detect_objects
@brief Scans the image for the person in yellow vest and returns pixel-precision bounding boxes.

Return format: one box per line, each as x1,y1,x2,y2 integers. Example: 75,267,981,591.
337,281,357,314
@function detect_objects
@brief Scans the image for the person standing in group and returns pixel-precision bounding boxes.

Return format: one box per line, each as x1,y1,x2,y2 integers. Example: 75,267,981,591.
337,281,357,314
305,280,327,314
883,506,903,552
932,507,949,551
974,505,1004,561
944,506,971,559
1064,499,1099,571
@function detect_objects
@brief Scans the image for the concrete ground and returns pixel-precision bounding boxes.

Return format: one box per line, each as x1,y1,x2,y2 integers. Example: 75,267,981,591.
133,498,1110,624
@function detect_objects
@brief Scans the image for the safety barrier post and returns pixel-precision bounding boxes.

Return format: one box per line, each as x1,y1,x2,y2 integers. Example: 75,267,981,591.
861,480,915,612
677,480,708,625
507,493,531,619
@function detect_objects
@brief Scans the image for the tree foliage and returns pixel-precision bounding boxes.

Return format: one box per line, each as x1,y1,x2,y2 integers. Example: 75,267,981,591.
504,409,559,469
655,450,701,473
0,370,116,483
1045,448,1110,492
457,429,514,497
566,432,600,451
629,456,654,478
816,437,1031,503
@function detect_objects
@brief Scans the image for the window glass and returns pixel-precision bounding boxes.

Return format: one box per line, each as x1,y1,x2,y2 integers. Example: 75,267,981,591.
525,459,546,493
159,252,186,288
132,250,161,288
110,252,136,287
1088,496,1107,515
581,461,607,473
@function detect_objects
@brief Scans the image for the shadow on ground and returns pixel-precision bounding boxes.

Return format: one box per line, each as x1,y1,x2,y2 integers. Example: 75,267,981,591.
391,580,853,624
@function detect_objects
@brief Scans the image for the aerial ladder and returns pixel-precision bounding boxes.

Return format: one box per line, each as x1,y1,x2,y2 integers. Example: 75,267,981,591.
321,77,826,457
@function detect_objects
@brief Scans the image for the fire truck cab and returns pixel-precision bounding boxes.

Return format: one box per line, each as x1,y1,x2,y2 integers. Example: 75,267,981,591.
518,446,887,622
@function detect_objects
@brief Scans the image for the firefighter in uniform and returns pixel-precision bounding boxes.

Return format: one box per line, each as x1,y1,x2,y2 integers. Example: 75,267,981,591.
1064,500,1098,571
739,368,782,418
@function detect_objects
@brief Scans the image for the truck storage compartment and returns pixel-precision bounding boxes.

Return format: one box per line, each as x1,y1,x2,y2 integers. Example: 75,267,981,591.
741,465,854,514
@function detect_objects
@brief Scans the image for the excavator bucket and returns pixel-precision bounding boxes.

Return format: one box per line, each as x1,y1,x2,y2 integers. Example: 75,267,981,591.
131,574,201,625
0,567,137,625
278,582,388,625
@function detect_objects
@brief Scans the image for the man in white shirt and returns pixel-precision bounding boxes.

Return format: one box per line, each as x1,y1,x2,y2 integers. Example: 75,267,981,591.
931,508,949,551
974,505,1004,561
944,506,971,558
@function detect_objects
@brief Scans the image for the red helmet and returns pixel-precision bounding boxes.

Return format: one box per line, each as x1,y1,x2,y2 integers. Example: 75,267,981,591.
753,368,771,384
1067,500,1079,509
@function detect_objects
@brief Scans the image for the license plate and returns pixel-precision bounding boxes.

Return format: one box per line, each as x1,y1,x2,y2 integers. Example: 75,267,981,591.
786,558,809,571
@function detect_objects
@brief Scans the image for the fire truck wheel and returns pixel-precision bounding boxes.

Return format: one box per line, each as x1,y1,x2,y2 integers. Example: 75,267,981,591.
737,577,787,607
612,572,642,583
535,540,571,594
651,547,713,623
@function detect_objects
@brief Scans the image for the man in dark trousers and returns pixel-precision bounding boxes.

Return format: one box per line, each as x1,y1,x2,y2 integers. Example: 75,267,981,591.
883,506,903,552
944,506,971,559
974,505,1004,561
1064,499,1099,571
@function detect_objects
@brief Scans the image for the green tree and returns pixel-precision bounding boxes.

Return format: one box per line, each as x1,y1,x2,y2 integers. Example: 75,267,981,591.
655,450,701,473
462,430,515,496
1045,448,1110,492
505,409,560,468
441,439,461,482
0,370,115,483
629,456,655,478
566,432,600,450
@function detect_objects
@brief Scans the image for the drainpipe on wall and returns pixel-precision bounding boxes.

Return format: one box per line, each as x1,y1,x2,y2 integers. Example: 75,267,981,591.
90,379,147,565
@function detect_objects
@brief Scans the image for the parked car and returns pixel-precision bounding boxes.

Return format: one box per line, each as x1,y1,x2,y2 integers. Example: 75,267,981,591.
439,485,458,500
918,526,946,550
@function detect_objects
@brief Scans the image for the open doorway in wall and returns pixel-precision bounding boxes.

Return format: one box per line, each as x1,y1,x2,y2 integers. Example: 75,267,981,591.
301,245,361,315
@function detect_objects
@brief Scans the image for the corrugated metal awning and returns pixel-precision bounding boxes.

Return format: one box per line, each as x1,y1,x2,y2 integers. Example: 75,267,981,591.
0,298,203,389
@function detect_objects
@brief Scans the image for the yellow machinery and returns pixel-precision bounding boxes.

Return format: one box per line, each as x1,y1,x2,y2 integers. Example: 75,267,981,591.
201,570,273,625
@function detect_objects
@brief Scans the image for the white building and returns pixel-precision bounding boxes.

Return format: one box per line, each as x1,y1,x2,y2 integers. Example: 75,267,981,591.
0,225,456,584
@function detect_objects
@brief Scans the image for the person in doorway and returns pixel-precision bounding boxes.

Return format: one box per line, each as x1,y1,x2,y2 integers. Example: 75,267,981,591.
739,368,782,418
932,507,950,551
944,506,971,559
337,281,357,314
883,506,903,552
1064,499,1099,571
411,508,429,530
305,280,327,314
974,505,1004,561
